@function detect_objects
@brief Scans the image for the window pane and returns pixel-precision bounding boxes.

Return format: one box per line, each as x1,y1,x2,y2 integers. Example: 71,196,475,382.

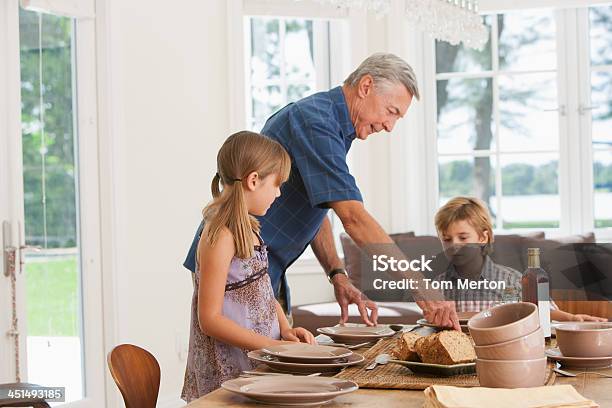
498,11,556,72
248,17,326,133
591,71,612,145
594,149,612,228
437,78,495,154
250,18,280,83
19,9,84,403
590,5,612,67
288,83,314,101
438,156,497,225
435,16,492,73
284,19,315,83
500,154,559,229
251,84,282,131
499,73,559,152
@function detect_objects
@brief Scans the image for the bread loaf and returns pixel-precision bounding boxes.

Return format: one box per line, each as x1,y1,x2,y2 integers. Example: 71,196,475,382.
392,332,422,361
415,330,476,365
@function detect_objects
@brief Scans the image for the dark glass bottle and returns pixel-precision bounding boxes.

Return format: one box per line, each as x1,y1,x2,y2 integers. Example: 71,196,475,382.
521,248,551,342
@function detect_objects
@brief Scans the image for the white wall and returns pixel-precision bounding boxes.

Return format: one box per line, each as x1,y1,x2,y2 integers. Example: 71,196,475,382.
100,0,231,406
99,2,401,406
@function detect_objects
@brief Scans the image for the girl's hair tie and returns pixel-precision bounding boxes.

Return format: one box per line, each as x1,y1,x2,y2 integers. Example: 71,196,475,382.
216,171,241,183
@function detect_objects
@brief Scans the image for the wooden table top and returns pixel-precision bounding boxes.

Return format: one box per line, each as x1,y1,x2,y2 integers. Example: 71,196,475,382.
186,330,612,407
186,364,612,407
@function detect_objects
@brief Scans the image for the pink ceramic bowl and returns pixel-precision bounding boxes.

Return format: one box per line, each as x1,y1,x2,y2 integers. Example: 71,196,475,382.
476,357,547,388
474,327,545,360
555,322,612,358
468,302,539,346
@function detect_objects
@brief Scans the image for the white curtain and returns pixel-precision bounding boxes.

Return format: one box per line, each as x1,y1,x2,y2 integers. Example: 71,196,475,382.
20,0,94,18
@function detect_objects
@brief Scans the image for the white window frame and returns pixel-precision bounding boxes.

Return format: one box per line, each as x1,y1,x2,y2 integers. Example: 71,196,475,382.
0,1,106,406
227,0,367,274
390,1,612,242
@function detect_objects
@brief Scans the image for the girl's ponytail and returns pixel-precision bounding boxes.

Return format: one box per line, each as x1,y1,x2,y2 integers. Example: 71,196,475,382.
211,172,222,198
226,180,256,258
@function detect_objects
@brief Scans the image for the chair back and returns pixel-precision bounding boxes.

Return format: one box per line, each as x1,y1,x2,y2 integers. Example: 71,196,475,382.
107,344,160,408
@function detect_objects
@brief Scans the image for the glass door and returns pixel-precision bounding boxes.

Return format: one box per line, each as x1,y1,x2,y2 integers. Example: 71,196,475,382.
1,1,104,406
19,8,84,402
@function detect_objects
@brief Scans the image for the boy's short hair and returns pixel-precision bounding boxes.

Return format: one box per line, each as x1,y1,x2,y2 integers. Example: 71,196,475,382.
435,197,494,248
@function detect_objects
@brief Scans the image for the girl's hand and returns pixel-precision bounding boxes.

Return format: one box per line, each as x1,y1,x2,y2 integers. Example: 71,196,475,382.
571,313,608,322
281,327,316,344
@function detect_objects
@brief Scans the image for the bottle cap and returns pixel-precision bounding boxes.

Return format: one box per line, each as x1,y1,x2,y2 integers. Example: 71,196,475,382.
527,247,541,255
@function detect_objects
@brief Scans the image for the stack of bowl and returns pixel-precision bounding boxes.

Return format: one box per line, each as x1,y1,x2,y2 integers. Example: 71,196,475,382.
468,302,547,388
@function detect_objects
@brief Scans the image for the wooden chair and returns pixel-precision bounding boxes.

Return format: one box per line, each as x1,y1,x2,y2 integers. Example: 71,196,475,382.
107,344,160,408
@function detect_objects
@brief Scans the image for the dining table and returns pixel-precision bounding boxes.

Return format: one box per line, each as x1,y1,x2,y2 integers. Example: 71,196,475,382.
186,369,612,407
185,333,612,408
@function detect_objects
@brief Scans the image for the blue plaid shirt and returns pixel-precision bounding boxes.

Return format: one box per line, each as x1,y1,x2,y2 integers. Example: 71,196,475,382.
184,86,362,311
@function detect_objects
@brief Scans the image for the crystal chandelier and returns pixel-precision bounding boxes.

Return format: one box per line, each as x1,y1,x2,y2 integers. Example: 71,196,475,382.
405,0,488,49
309,0,392,14
306,0,488,50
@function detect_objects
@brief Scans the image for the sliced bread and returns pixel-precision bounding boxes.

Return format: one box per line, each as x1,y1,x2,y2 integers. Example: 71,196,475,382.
392,332,422,361
415,330,476,365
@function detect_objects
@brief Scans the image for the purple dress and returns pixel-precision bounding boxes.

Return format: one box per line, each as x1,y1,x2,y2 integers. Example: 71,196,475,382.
181,237,281,401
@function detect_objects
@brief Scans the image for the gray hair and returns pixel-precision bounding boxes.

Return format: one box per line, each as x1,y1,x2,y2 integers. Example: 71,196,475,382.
344,53,420,100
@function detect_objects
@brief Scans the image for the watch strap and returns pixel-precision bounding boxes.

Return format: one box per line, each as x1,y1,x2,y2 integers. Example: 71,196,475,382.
327,268,348,283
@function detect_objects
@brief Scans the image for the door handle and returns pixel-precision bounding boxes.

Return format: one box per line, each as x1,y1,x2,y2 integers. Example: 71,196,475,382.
19,244,41,270
3,221,42,275
543,105,566,116
579,104,599,115
2,221,16,277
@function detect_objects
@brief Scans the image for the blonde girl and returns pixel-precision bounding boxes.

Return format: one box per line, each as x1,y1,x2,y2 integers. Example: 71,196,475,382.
181,131,315,401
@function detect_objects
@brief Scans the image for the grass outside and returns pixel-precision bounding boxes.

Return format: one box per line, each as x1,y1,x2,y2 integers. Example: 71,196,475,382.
25,255,79,337
503,219,612,229
502,220,560,229
595,219,612,228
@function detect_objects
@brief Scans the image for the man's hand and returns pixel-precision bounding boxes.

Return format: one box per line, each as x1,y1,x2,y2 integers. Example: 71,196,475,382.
571,313,608,322
332,274,378,326
417,300,461,331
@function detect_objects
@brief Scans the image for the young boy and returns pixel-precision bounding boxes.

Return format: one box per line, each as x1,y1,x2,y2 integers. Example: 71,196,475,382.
434,197,607,322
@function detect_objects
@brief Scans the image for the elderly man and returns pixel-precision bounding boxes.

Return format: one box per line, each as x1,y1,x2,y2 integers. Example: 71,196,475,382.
184,53,460,331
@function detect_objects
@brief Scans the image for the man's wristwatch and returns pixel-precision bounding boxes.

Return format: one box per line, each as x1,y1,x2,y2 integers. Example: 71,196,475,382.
327,268,348,283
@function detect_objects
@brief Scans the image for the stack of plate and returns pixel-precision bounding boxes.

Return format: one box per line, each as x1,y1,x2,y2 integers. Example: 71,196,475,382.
316,324,396,344
248,343,365,374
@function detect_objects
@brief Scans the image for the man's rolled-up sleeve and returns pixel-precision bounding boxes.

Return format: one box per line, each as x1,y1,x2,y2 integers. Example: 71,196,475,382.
288,108,362,208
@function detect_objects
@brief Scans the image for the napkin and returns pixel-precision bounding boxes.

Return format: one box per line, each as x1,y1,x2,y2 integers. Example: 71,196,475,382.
423,385,598,408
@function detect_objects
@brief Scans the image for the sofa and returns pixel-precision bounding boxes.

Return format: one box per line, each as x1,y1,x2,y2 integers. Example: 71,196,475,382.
292,231,610,333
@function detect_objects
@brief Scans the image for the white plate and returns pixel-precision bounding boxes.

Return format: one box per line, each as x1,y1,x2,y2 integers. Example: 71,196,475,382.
261,343,352,363
317,325,395,344
546,348,612,369
222,376,358,406
248,349,365,374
